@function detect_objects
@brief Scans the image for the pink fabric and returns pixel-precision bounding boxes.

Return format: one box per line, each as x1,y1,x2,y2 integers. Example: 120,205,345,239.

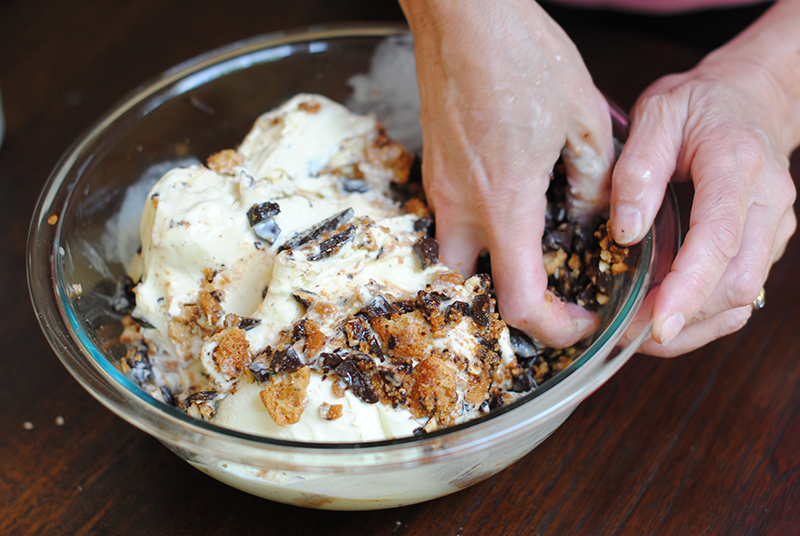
552,0,766,13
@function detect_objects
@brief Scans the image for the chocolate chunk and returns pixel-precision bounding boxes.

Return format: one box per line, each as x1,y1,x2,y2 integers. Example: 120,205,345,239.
292,319,309,342
369,336,383,358
160,386,175,406
576,287,597,309
446,301,471,323
511,369,537,392
393,300,416,314
249,347,275,382
339,177,370,193
345,317,370,347
415,291,441,320
477,336,496,349
127,349,152,386
210,290,224,302
572,220,600,253
110,275,137,314
472,274,492,294
280,208,354,252
379,369,404,388
509,328,541,358
248,346,303,378
488,393,504,410
544,228,573,251
595,271,612,295
307,224,355,261
247,202,281,226
335,359,378,404
249,362,271,383
237,317,261,331
413,217,434,236
545,203,566,230
360,295,398,319
413,236,439,270
292,289,319,310
132,315,155,329
472,295,493,327
183,390,219,419
185,390,218,404
320,349,347,372
270,346,303,373
253,219,281,244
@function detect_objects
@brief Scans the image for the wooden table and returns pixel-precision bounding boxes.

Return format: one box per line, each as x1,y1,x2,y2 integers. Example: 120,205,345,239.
2,1,797,534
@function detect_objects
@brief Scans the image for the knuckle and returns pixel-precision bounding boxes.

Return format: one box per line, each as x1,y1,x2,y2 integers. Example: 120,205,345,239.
703,216,743,265
786,211,798,236
775,169,797,207
634,92,675,123
722,269,763,310
728,130,765,176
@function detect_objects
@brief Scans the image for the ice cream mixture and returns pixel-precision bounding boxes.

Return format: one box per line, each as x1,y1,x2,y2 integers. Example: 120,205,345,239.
118,94,539,442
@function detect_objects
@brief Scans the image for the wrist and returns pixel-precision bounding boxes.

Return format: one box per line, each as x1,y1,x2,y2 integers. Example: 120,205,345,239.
699,0,800,153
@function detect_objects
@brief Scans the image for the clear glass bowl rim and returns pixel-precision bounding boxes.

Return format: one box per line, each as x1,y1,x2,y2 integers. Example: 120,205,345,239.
28,24,678,470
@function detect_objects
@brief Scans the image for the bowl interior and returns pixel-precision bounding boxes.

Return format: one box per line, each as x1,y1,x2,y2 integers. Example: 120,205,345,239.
32,27,663,453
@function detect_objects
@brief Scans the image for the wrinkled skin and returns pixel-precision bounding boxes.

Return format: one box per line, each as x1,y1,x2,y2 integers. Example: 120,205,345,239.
400,0,616,348
400,0,800,355
613,23,799,355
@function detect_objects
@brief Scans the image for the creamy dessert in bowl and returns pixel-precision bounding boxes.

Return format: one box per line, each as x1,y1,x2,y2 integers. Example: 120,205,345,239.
28,27,679,509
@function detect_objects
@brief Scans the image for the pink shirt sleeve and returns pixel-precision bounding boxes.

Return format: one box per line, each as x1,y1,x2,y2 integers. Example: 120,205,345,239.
551,0,766,13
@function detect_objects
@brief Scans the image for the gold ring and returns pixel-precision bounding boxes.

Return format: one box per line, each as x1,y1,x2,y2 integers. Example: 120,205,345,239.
752,287,766,311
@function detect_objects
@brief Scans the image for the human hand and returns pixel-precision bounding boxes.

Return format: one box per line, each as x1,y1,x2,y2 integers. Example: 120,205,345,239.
611,12,799,356
399,0,616,347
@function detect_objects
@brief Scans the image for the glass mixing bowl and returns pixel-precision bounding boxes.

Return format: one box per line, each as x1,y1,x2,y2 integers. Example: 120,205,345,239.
28,25,679,510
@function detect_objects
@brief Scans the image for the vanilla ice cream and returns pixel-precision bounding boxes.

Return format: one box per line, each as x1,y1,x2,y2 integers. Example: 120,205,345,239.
122,94,523,442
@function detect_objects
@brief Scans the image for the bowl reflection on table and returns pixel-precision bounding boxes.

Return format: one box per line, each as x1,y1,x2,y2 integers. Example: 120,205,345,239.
27,25,679,510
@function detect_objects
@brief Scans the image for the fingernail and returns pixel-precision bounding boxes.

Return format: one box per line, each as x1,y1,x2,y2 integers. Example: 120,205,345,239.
613,204,643,244
660,313,685,346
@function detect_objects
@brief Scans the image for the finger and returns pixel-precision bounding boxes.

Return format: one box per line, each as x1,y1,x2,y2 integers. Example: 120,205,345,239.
638,305,752,357
435,218,484,278
490,191,599,348
562,93,616,224
610,89,686,246
650,131,757,346
699,190,784,317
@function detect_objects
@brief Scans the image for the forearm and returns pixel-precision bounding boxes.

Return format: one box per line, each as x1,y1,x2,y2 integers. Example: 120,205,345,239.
701,0,800,153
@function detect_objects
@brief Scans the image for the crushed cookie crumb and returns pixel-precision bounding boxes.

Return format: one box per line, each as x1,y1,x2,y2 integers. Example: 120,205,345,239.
206,149,244,174
319,402,343,421
210,327,251,377
260,366,311,426
298,101,321,113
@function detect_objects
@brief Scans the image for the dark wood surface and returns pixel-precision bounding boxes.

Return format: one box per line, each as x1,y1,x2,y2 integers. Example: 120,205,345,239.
2,1,797,534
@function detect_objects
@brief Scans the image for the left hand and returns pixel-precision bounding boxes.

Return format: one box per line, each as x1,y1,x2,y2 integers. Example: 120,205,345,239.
611,52,797,356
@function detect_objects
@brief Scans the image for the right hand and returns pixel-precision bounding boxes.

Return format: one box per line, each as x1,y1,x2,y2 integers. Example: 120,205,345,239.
400,0,617,347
